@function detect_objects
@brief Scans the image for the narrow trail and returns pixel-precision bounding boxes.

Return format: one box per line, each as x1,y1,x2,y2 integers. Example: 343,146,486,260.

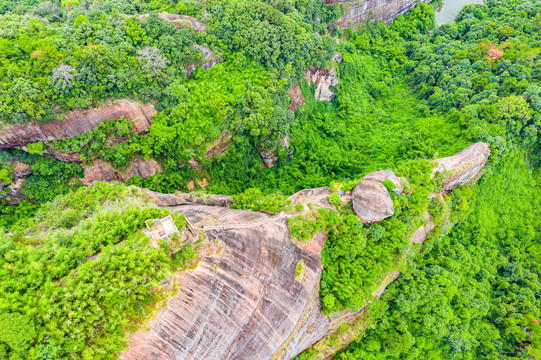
195,192,334,231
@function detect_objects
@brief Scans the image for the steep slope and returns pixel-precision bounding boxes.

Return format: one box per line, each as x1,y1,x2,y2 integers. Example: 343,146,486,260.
328,0,434,29
121,143,489,360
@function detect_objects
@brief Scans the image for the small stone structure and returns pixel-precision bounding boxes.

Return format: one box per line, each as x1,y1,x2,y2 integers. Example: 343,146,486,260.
144,215,198,251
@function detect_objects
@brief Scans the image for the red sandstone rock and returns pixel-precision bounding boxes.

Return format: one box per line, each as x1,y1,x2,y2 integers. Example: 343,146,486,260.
432,142,490,191
288,84,305,111
0,100,156,151
80,157,163,185
327,0,434,29
362,169,404,195
352,180,395,223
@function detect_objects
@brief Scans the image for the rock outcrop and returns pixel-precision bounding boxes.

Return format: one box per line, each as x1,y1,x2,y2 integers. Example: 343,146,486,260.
327,0,434,29
185,45,225,78
362,169,404,195
0,100,156,151
305,53,342,102
288,84,306,111
146,190,233,208
189,132,233,170
352,179,395,223
121,202,326,360
432,142,490,191
80,157,162,185
260,135,292,168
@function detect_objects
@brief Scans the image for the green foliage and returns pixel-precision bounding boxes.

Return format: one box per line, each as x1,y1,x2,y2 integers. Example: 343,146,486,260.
231,187,292,213
338,151,541,359
0,183,177,359
26,141,43,155
295,259,306,282
0,313,36,353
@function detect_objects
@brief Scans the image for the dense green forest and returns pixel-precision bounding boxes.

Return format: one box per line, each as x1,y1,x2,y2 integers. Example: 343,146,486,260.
0,0,540,359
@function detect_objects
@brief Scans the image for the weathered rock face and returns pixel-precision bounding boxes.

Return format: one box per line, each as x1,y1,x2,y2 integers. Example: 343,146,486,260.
352,180,395,223
433,142,490,191
185,45,225,78
189,131,233,170
288,84,306,111
305,53,342,102
121,204,326,360
260,135,293,168
80,157,162,185
0,100,156,151
146,190,233,208
327,0,434,29
362,170,404,195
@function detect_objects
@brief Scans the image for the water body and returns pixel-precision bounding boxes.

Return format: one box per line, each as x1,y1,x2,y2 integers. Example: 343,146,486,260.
435,0,484,25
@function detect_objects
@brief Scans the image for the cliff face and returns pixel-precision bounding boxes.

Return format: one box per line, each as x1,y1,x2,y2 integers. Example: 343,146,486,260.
120,143,490,360
121,190,330,360
327,0,434,29
0,100,156,151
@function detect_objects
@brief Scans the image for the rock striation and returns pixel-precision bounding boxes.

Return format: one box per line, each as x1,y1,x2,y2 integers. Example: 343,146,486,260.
327,0,434,29
432,142,490,191
0,100,156,151
121,203,326,360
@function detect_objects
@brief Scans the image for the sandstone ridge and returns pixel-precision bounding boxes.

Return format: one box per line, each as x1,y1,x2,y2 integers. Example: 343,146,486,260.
0,100,156,151
327,0,434,29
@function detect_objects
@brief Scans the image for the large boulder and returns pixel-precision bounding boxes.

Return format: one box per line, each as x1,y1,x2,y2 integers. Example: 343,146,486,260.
433,142,490,191
362,170,404,195
352,179,395,223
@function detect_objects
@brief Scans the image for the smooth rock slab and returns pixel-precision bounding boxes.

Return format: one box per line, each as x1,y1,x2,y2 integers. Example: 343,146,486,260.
362,170,404,195
352,180,395,223
433,142,490,191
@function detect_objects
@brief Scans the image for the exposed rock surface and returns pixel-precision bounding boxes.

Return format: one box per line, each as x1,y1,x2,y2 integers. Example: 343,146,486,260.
362,170,404,195
288,84,306,111
0,100,156,151
120,185,447,360
432,142,490,191
121,204,326,360
305,53,342,102
185,45,225,78
80,157,162,185
352,180,395,223
189,132,233,170
0,179,27,205
260,135,292,168
327,0,434,29
146,190,233,208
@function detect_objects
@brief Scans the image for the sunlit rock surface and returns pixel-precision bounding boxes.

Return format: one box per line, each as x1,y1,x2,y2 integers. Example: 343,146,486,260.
121,203,326,360
362,170,404,195
352,180,395,223
0,100,155,151
326,0,434,29
433,142,490,190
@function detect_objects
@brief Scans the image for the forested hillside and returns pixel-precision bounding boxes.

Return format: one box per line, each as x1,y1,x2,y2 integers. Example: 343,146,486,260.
0,0,540,359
